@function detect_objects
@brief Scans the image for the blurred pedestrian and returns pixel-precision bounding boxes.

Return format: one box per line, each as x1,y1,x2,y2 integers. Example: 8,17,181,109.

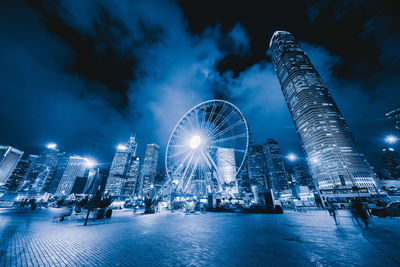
327,202,338,224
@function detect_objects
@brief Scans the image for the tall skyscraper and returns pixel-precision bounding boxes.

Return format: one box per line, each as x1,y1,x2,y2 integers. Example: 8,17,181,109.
269,31,377,191
42,152,69,194
247,145,269,193
263,139,289,193
381,147,400,179
386,105,400,133
122,156,140,197
138,144,160,198
0,145,24,186
4,159,32,191
54,156,89,197
106,134,139,198
105,145,131,197
18,146,62,195
292,163,313,187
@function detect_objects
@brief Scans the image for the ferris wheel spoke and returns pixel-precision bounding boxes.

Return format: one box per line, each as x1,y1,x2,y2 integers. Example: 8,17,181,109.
209,132,248,144
209,109,237,137
177,152,195,190
182,157,199,193
210,119,245,140
207,103,228,134
169,151,193,177
168,148,190,159
199,105,208,131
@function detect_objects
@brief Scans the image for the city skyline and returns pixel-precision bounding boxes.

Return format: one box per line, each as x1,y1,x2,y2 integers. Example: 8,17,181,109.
0,1,399,171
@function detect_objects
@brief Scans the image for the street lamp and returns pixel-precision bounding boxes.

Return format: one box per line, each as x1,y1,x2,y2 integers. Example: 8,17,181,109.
384,135,398,145
286,153,297,162
85,158,97,168
46,143,57,149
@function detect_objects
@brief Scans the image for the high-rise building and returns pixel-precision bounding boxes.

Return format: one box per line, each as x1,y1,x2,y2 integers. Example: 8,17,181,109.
138,144,160,198
122,156,140,197
247,145,269,193
292,163,313,188
0,146,24,186
269,31,377,191
84,168,109,196
105,145,131,197
386,106,400,133
4,159,32,191
381,147,400,179
42,153,69,194
105,135,139,198
54,156,89,197
263,139,289,193
18,146,61,195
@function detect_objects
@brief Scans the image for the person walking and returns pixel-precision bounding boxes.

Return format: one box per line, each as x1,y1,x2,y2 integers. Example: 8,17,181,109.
327,202,339,225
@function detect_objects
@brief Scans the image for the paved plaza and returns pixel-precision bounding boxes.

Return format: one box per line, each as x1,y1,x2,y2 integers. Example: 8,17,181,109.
0,208,399,266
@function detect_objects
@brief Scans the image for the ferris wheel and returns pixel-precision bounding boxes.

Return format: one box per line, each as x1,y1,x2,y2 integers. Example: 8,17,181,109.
165,100,249,196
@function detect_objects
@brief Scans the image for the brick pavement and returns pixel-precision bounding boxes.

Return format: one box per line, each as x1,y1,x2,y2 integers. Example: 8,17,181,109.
0,208,399,266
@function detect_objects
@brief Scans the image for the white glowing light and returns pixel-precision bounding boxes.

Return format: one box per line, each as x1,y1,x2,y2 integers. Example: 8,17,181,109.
287,153,297,162
385,135,398,144
85,158,97,168
117,144,127,151
46,143,57,149
189,135,201,149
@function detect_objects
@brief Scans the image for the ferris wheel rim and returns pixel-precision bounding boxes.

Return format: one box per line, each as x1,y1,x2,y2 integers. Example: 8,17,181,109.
165,99,249,180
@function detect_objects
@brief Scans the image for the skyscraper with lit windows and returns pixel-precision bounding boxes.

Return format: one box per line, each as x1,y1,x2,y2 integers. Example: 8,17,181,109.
54,156,90,197
138,144,160,198
269,31,377,191
0,145,24,186
106,134,139,198
386,105,400,133
263,139,288,193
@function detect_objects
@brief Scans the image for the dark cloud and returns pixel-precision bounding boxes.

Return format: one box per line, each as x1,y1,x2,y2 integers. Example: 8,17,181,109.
0,0,399,171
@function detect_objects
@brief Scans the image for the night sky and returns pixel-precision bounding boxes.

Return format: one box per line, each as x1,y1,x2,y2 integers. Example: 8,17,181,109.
0,0,399,171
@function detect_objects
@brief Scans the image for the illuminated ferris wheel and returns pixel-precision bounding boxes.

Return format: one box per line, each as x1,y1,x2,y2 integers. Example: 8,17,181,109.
165,100,249,196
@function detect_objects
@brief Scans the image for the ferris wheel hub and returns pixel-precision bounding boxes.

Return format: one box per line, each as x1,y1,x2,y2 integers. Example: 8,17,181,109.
189,135,202,149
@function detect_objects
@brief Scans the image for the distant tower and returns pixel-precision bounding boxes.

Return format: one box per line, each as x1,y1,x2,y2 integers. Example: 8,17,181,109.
247,145,269,193
4,159,32,191
138,144,160,198
127,131,138,155
0,145,24,186
105,133,140,198
54,156,89,196
122,156,140,197
269,31,377,191
386,105,400,133
17,145,61,195
105,145,132,198
263,139,289,194
381,147,400,179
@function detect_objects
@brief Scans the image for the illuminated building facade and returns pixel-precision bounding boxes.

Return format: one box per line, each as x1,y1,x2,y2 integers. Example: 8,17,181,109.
269,31,377,191
263,139,288,193
386,106,400,133
247,145,269,193
17,146,64,195
381,147,400,179
122,156,140,197
106,135,138,198
0,145,24,186
4,159,32,191
54,156,89,196
139,144,160,198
